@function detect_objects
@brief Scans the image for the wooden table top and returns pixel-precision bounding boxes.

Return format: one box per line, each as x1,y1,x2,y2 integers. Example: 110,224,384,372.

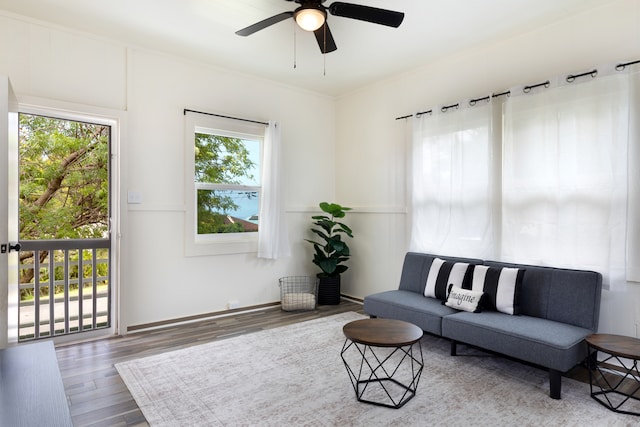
586,333,640,359
343,318,423,347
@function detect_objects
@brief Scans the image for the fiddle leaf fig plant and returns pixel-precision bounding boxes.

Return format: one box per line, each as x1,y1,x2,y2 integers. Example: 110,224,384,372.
306,202,354,278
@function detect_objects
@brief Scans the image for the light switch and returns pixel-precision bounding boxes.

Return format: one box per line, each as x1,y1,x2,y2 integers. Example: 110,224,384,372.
127,191,143,204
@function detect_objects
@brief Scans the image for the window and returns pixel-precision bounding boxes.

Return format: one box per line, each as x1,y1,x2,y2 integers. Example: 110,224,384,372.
185,112,265,256
501,76,629,287
195,132,261,235
410,70,636,289
410,104,495,257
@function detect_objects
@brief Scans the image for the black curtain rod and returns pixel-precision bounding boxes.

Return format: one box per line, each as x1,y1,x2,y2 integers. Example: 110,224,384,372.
394,91,508,120
470,95,491,106
441,103,459,112
523,80,550,93
395,59,639,121
616,59,640,71
183,109,268,126
566,69,597,83
395,94,502,120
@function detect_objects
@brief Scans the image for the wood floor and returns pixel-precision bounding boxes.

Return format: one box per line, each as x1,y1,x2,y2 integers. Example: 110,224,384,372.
55,301,365,427
55,301,637,426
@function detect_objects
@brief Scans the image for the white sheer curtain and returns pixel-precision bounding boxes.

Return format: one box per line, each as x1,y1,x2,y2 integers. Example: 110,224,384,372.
502,72,630,288
627,68,640,282
410,101,495,259
258,121,291,259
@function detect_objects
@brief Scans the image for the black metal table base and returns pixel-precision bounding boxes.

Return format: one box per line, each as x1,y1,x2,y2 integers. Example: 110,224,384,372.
341,339,423,409
587,347,640,416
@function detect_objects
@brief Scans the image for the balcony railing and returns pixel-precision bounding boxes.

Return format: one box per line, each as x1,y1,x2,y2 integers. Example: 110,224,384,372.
17,239,110,341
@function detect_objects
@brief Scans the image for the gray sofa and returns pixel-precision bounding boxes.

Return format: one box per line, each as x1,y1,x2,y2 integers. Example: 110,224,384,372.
363,252,602,399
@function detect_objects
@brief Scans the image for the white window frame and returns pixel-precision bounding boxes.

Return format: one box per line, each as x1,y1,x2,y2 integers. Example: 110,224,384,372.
184,112,264,256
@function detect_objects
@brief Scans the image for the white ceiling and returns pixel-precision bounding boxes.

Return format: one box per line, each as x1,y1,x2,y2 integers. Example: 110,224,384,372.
0,0,619,97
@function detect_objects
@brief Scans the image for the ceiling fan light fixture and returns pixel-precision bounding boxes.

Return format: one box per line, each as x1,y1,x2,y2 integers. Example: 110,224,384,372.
294,7,326,32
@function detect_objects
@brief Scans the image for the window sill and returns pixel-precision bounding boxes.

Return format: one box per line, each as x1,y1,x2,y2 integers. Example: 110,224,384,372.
185,234,258,257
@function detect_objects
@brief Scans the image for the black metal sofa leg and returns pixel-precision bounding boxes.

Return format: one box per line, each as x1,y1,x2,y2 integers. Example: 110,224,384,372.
549,369,562,399
450,340,457,356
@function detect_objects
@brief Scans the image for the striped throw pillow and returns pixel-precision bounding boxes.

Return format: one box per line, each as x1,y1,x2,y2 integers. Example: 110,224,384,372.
471,265,525,315
424,258,471,300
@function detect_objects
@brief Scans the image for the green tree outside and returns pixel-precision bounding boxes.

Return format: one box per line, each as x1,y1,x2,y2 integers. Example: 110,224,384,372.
194,132,258,234
20,114,109,239
18,113,110,300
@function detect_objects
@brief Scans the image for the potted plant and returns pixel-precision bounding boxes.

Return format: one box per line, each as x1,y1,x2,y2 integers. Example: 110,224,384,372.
306,202,354,305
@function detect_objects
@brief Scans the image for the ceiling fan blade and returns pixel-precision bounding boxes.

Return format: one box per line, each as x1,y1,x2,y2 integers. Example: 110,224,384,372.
313,22,337,54
235,11,294,36
329,2,404,28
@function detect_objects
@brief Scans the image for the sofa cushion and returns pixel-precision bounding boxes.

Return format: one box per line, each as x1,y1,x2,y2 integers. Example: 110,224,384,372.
483,261,602,329
363,289,459,336
442,311,593,372
397,253,431,294
444,285,484,313
471,265,525,315
424,258,471,300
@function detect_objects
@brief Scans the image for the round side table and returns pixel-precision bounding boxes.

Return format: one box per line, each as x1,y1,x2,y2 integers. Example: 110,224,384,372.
341,318,423,409
586,333,640,416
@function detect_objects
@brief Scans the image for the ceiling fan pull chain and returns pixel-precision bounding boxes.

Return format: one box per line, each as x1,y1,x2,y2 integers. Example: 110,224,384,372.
323,24,326,76
293,20,297,69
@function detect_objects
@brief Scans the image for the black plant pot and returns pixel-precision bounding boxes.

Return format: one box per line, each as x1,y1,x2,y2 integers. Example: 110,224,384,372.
317,275,341,305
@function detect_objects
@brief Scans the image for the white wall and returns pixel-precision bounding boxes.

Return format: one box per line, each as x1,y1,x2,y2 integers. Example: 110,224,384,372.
121,50,335,329
0,13,335,332
336,0,640,336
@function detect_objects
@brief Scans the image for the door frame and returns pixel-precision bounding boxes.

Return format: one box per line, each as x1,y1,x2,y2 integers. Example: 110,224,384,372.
1,75,19,347
12,95,126,343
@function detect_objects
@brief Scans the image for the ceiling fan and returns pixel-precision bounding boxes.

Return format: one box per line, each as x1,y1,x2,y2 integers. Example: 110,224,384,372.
235,0,405,54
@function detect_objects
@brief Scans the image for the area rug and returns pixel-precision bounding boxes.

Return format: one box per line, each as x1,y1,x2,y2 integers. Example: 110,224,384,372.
116,312,636,426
